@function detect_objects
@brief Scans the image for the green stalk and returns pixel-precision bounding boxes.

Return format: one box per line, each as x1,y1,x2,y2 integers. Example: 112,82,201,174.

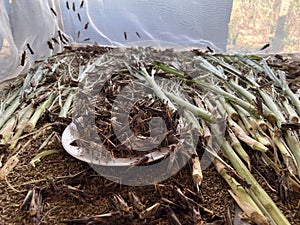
9,104,34,148
138,67,176,111
0,97,21,129
154,62,185,78
272,134,298,176
25,93,57,132
228,118,268,152
235,105,255,136
284,131,300,178
228,80,276,123
0,115,17,142
246,189,277,225
208,56,243,77
195,55,276,122
214,159,269,224
262,61,300,113
256,118,268,132
234,105,271,146
30,150,60,167
2,90,19,108
237,55,264,72
221,140,291,225
228,129,251,169
258,90,285,124
284,86,300,113
218,97,239,121
194,80,258,117
282,98,299,123
164,91,215,123
59,90,75,118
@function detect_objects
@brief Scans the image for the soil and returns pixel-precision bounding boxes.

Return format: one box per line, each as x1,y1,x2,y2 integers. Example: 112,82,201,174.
0,47,299,225
0,124,299,225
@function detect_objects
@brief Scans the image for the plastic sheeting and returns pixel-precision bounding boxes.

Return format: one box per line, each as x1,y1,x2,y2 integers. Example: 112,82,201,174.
0,0,299,82
0,0,233,81
0,0,66,81
61,0,232,49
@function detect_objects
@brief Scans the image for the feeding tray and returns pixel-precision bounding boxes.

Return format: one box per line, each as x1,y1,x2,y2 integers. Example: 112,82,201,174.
62,121,172,166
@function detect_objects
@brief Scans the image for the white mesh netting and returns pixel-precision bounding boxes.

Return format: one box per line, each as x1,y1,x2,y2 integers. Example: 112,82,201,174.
0,0,299,82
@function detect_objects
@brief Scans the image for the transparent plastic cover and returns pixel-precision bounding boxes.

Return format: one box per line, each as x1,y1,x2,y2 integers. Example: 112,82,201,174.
0,0,299,81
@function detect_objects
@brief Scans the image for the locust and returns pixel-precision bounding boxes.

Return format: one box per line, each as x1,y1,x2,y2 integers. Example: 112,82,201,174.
26,43,34,55
50,7,57,16
84,22,89,29
21,50,26,66
260,43,270,51
80,0,84,8
51,37,59,44
47,41,54,50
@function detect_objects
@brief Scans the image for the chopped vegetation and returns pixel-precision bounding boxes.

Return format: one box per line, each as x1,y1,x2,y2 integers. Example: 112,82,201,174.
0,45,299,224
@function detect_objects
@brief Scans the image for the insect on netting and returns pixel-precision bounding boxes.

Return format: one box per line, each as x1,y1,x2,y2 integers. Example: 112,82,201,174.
0,0,234,82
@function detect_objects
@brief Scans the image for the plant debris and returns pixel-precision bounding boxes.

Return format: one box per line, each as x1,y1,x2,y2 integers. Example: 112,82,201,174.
0,45,299,224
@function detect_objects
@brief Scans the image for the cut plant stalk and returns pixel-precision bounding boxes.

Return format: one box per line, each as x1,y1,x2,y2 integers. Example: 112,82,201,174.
194,80,259,117
183,110,203,135
282,98,299,123
272,134,298,176
2,90,19,110
214,158,269,225
30,149,60,167
237,55,264,72
218,97,239,121
19,71,34,96
0,115,17,142
25,93,57,132
195,55,276,122
140,67,177,111
221,139,291,225
261,153,300,193
283,131,300,178
191,155,203,191
256,118,268,132
227,129,251,169
10,104,35,149
30,65,46,91
262,61,300,113
246,188,277,225
153,62,185,78
227,79,276,123
229,191,270,225
207,55,244,78
258,89,285,125
127,64,177,111
164,91,215,123
0,96,21,131
234,104,271,147
59,90,75,118
228,118,268,152
192,95,215,136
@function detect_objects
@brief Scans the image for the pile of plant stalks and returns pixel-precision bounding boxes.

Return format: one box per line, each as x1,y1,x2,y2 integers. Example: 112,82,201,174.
0,45,299,225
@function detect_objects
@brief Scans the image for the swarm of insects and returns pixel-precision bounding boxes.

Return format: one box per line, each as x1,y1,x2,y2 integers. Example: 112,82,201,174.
73,71,180,159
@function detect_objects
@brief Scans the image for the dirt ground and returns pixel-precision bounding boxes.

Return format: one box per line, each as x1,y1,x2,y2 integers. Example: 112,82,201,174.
0,122,299,225
0,49,300,225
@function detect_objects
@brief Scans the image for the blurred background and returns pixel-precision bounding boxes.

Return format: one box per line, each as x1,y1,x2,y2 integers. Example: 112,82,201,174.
228,0,300,52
